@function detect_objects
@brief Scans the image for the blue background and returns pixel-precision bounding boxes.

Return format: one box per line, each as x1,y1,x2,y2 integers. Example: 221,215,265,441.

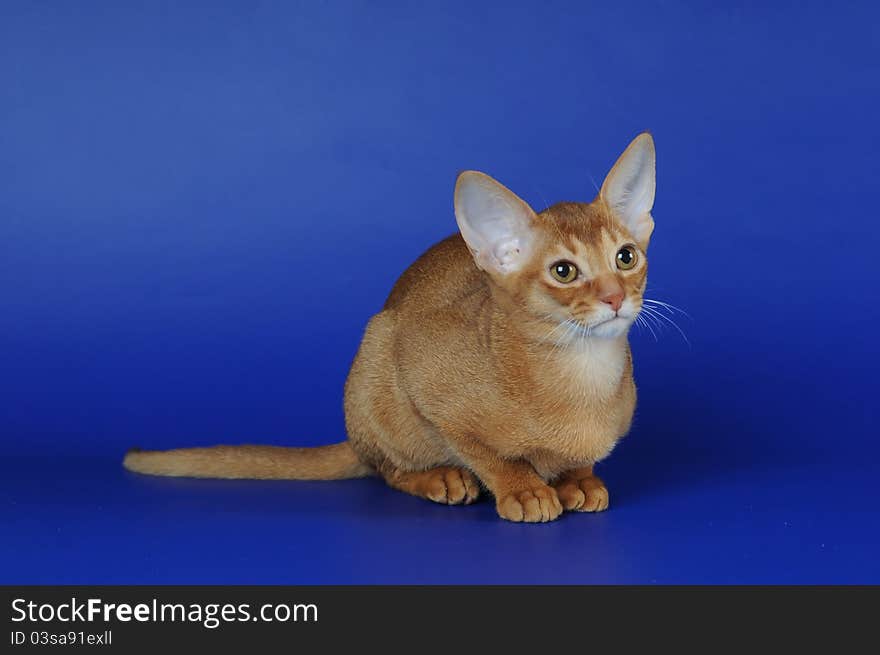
2,1,878,583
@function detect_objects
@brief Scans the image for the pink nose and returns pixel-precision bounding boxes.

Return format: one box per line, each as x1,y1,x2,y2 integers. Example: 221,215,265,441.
600,290,624,312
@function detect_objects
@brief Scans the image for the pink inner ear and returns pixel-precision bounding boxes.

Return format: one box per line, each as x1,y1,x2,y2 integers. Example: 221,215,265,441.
454,171,538,274
492,238,522,270
600,134,656,240
629,213,654,249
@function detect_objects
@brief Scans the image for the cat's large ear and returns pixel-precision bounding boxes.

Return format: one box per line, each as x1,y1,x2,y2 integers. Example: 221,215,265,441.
600,132,656,249
454,171,538,274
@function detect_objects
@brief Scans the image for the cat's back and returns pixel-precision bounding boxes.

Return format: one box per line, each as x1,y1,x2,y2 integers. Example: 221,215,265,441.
383,234,485,314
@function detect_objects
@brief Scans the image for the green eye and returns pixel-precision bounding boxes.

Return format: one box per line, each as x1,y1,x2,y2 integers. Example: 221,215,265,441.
616,245,638,270
550,261,578,283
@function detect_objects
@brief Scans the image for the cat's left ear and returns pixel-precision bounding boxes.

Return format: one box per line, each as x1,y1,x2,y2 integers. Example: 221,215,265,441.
454,171,538,275
600,132,656,249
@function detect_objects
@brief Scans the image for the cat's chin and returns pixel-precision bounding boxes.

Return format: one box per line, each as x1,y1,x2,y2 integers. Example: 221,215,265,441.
585,316,632,339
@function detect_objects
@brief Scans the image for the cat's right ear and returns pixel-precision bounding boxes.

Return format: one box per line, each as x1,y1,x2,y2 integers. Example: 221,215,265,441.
454,171,538,275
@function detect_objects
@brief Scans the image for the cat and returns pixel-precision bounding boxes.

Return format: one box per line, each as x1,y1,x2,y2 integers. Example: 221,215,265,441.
124,132,657,523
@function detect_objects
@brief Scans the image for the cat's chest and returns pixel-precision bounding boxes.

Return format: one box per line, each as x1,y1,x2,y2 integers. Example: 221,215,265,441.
523,340,635,474
540,339,629,400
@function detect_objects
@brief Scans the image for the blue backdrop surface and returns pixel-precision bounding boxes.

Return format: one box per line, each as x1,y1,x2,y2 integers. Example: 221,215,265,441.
1,1,878,583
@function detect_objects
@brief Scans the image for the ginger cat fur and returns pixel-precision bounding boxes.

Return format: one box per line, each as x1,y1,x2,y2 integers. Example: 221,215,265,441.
124,132,657,523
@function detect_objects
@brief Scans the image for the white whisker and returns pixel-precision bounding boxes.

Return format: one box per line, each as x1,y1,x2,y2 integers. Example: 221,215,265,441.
643,298,691,319
634,313,658,342
640,305,691,347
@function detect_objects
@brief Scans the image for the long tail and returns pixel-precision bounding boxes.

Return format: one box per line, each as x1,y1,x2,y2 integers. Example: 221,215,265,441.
122,442,373,480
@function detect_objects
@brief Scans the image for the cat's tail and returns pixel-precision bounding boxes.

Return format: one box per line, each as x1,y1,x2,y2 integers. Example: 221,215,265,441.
122,442,374,480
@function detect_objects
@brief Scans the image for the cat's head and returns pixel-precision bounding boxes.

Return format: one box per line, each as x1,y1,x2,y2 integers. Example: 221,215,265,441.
454,132,655,340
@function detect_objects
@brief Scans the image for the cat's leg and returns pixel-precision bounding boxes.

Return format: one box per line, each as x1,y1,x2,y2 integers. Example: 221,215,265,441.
551,466,609,512
346,312,480,506
377,462,480,505
450,436,563,523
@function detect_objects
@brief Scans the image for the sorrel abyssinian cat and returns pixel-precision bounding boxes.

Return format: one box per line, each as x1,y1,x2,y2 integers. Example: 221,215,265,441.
124,132,657,523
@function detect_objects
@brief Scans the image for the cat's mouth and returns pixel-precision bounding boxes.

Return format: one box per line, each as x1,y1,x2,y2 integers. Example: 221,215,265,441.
578,313,634,338
545,313,632,341
589,314,629,329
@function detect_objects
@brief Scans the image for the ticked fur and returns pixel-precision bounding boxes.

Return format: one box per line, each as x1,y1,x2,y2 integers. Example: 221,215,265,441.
124,132,658,523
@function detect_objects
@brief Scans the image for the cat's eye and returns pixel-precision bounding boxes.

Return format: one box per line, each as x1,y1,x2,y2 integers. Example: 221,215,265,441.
616,245,638,270
550,261,579,283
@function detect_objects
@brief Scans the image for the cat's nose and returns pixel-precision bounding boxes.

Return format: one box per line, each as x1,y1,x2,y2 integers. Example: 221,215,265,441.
601,292,624,312
597,279,625,312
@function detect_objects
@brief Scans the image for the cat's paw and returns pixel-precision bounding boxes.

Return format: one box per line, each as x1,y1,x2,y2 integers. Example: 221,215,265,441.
554,475,609,512
496,485,563,523
423,467,480,505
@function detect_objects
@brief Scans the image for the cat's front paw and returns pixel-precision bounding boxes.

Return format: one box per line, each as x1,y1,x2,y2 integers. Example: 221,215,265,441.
496,485,563,523
554,475,609,512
